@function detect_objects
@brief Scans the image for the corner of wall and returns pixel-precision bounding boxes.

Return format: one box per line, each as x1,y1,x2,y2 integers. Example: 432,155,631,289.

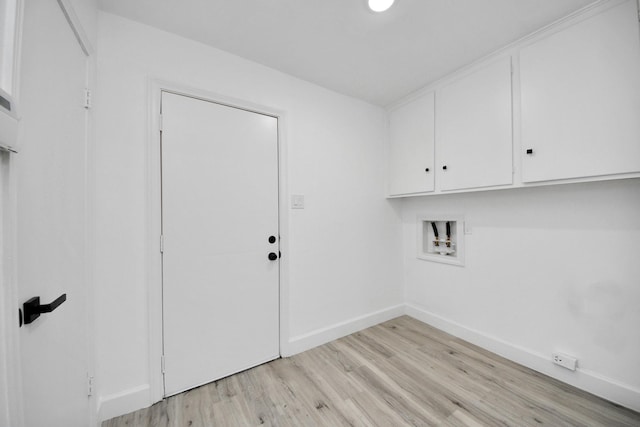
282,304,405,357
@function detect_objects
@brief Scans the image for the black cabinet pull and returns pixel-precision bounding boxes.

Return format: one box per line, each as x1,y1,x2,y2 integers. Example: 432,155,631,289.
268,252,278,261
526,149,533,154
425,168,430,172
22,294,67,325
442,165,448,170
268,235,276,244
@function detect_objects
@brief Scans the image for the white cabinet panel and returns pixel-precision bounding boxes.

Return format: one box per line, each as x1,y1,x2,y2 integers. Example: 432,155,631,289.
520,0,640,183
436,57,513,191
388,92,435,195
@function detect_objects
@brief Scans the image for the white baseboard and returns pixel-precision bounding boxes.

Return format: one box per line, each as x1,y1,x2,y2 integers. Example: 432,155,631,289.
405,303,640,413
97,384,151,424
282,304,405,357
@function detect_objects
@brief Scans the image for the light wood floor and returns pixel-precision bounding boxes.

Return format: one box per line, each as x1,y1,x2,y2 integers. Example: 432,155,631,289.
103,316,640,426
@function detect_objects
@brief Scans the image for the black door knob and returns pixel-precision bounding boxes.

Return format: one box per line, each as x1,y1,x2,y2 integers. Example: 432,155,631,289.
268,252,278,261
268,235,276,244
442,165,447,170
425,168,430,172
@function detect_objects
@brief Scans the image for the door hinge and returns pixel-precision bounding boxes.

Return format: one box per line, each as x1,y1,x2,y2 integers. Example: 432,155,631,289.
87,375,94,397
160,235,164,253
161,355,166,374
83,88,92,109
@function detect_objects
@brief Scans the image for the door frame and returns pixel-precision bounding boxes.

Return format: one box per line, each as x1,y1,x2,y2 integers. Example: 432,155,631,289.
146,80,290,403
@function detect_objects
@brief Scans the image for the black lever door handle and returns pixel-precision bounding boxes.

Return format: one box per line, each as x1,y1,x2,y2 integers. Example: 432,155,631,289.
22,294,67,325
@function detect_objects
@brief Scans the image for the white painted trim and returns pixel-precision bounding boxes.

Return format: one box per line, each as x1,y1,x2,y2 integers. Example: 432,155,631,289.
0,153,23,427
146,80,164,407
56,0,93,56
0,0,23,126
405,303,640,413
97,384,150,423
386,173,640,199
146,79,290,407
283,305,405,356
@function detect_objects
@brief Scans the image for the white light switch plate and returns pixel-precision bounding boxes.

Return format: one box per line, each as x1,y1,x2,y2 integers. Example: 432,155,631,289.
291,194,305,209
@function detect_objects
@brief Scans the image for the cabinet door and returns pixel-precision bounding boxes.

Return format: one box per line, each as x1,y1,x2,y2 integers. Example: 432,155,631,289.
388,92,435,195
436,57,513,191
520,0,640,183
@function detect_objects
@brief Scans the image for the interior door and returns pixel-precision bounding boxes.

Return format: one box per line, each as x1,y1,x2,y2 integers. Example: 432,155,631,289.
161,92,280,396
17,0,90,425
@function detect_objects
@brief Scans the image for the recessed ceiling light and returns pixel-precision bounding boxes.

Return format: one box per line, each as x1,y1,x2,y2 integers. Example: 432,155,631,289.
368,0,395,13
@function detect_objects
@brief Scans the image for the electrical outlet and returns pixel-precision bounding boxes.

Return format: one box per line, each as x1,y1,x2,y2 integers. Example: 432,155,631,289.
552,353,577,371
291,194,305,209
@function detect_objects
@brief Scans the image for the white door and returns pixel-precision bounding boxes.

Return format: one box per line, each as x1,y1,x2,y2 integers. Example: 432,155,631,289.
435,57,513,191
161,92,280,396
388,92,435,196
17,0,90,425
520,0,640,183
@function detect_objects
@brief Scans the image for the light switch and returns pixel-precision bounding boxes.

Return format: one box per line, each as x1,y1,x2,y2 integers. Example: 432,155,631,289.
291,194,305,209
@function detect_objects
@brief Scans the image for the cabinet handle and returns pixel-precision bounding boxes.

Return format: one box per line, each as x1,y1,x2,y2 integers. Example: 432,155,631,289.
268,252,278,261
442,165,447,170
268,235,276,244
526,149,533,155
425,168,430,172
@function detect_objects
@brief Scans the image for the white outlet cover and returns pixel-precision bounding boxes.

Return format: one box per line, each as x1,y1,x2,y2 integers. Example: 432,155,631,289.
464,223,472,235
552,352,577,371
291,194,305,209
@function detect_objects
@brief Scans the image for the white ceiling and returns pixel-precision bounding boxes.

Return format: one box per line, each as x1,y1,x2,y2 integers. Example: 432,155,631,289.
97,0,596,106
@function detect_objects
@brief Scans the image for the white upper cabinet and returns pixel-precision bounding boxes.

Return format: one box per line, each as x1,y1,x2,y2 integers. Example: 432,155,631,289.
388,92,435,195
520,0,640,183
436,57,513,191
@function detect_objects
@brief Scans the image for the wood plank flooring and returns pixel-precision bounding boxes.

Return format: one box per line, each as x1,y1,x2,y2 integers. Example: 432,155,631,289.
103,316,640,426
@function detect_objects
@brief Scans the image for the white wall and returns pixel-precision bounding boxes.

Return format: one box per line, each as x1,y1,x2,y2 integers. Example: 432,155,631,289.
94,12,403,419
402,178,640,410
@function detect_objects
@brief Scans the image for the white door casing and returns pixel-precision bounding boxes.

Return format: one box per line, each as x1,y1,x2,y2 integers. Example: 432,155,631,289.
0,151,21,427
161,92,280,396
